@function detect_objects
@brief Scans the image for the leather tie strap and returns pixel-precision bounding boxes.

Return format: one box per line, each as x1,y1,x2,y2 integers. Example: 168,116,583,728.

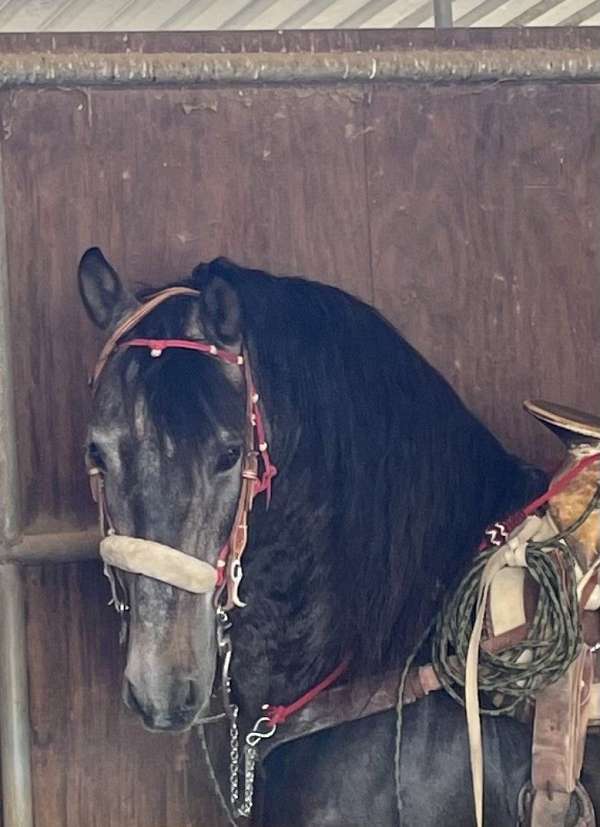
465,515,545,827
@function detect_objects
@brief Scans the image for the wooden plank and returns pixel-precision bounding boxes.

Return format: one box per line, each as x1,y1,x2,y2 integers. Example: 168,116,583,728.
2,27,600,55
366,81,600,470
1,83,371,531
0,30,365,54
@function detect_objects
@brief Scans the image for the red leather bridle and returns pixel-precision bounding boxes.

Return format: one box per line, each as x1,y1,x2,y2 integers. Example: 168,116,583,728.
87,285,351,818
89,286,277,612
118,338,276,610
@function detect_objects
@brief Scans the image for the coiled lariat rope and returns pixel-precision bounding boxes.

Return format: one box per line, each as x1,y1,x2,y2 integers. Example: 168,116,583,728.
432,541,579,716
432,485,600,717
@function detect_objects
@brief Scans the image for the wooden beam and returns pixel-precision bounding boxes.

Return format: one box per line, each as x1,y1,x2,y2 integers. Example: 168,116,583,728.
0,528,100,564
1,47,600,87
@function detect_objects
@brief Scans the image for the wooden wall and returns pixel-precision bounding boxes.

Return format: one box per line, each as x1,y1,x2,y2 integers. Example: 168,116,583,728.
1,28,599,826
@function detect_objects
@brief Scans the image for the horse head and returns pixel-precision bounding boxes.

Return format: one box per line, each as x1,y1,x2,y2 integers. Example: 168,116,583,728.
79,247,251,730
78,248,547,738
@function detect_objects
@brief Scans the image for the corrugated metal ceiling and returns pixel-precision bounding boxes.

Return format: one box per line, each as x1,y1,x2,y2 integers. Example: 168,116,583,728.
0,0,599,31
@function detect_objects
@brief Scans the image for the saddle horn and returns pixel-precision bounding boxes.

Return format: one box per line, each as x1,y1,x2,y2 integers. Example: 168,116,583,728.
525,400,600,571
524,399,600,450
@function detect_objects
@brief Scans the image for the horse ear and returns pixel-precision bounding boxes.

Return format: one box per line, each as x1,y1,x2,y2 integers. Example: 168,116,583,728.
195,261,242,347
78,247,138,330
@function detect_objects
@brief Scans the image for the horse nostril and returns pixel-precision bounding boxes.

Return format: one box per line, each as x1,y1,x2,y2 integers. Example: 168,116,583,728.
124,681,144,714
183,680,200,710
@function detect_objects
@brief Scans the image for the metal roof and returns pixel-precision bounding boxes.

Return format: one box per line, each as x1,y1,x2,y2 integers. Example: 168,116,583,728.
0,0,599,30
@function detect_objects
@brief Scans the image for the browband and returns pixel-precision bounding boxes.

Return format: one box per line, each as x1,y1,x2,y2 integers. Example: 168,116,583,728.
91,286,201,391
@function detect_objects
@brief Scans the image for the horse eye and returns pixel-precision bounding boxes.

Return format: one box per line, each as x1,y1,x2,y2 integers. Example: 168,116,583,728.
216,446,242,474
87,441,106,470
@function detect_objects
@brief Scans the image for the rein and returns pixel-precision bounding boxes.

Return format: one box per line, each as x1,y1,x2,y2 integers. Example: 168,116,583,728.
478,451,600,553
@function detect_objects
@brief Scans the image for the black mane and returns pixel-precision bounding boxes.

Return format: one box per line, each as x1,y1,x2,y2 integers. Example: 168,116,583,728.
127,258,546,697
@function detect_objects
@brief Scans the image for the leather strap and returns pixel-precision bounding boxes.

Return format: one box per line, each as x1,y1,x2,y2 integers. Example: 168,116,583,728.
465,515,545,827
260,663,444,760
527,646,594,826
90,288,277,615
91,286,201,391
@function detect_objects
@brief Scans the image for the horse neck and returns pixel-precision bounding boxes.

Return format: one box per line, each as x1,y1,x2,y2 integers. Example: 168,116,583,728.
227,495,343,719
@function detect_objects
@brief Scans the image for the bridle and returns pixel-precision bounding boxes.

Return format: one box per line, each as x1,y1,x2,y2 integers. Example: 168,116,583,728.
88,286,277,613
87,285,344,819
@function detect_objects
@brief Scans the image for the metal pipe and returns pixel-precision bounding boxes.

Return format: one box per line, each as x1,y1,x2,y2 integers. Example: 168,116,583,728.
0,142,34,827
0,48,599,87
0,149,19,543
0,565,34,827
434,0,453,27
1,528,100,564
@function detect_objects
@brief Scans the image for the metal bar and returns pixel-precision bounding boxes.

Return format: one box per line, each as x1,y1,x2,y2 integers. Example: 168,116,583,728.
279,0,336,29
558,0,600,26
0,48,600,87
434,0,453,27
396,2,436,27
0,528,99,564
158,0,215,30
0,150,19,543
0,139,34,827
455,0,508,27
0,565,34,827
506,0,565,26
340,0,403,28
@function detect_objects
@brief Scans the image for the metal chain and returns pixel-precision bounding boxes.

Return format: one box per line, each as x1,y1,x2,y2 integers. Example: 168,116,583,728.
228,705,241,813
239,745,258,818
217,605,277,820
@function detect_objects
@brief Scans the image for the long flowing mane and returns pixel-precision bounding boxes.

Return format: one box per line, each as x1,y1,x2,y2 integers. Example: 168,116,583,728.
127,257,546,686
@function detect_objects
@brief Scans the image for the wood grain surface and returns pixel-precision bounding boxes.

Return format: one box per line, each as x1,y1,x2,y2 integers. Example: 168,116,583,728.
0,28,598,827
366,81,600,468
2,82,371,531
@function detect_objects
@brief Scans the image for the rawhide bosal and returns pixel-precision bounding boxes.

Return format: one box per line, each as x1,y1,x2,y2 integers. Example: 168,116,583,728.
99,535,217,594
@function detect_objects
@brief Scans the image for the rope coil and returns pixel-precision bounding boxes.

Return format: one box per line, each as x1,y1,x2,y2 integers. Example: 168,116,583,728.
432,484,600,716
432,537,581,716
